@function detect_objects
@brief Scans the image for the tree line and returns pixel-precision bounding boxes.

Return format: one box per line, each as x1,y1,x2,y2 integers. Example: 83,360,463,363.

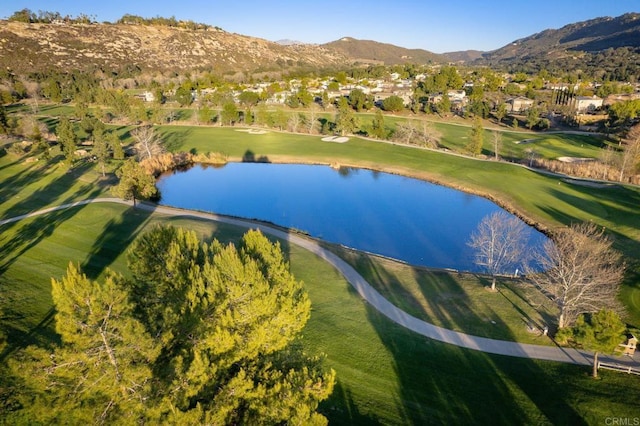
5,9,216,30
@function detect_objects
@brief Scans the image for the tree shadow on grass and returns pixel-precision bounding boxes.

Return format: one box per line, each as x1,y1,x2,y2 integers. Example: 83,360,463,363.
319,380,381,425
540,184,640,258
158,127,193,152
535,196,640,324
328,250,588,423
81,205,155,279
0,181,101,276
365,296,588,424
0,307,58,362
242,149,270,163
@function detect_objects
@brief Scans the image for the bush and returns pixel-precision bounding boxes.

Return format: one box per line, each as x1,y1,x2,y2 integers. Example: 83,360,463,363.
139,151,228,176
537,118,550,130
381,95,405,112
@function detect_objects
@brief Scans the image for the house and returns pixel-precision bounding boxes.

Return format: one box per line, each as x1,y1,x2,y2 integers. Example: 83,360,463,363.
447,90,467,102
506,96,534,113
572,95,603,113
133,91,156,102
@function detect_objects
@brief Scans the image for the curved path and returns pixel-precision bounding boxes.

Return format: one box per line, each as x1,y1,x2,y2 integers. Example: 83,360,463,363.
3,198,639,369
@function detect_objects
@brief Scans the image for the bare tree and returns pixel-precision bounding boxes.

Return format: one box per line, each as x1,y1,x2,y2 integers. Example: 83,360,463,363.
467,211,530,291
492,130,502,160
618,123,640,183
287,112,301,133
132,125,164,160
527,222,624,329
599,145,616,181
307,103,319,134
392,120,440,148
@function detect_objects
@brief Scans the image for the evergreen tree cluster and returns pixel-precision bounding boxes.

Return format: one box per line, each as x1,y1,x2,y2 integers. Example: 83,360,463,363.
7,227,334,424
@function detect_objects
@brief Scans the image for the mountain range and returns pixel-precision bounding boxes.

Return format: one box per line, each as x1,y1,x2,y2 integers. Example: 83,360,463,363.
0,12,638,76
479,12,640,63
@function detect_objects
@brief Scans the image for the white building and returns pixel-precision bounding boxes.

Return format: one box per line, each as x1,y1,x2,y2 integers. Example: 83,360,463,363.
573,95,603,113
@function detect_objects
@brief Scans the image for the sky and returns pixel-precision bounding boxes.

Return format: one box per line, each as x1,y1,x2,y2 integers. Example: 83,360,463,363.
1,1,638,53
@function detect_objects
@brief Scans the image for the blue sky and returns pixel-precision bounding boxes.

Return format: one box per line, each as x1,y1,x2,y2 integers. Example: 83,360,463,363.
1,1,637,53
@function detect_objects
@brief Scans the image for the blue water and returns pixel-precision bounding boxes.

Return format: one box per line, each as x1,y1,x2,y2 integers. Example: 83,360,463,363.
157,162,546,271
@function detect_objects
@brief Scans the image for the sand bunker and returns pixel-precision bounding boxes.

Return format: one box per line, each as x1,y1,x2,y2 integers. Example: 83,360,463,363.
235,129,268,134
321,136,349,143
557,156,595,163
562,178,615,189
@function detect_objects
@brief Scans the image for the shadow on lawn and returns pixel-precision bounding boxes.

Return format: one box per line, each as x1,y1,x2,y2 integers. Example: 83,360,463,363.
332,253,587,424
0,308,57,363
0,159,111,358
366,299,587,424
80,205,154,279
541,184,640,258
0,166,101,276
535,185,640,323
158,127,193,152
0,182,102,358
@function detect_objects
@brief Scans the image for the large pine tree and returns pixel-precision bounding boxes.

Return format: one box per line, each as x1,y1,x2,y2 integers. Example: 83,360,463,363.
8,227,334,424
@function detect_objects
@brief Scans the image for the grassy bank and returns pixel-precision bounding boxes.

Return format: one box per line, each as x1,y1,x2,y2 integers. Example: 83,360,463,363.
1,201,639,424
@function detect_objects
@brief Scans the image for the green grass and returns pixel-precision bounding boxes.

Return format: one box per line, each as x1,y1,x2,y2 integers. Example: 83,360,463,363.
431,122,607,160
2,119,640,422
329,247,558,344
25,102,607,163
1,202,639,424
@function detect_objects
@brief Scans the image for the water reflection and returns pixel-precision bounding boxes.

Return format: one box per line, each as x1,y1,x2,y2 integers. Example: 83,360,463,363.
157,163,546,271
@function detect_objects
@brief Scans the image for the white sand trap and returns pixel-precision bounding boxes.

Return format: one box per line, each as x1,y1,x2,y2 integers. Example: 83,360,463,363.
235,129,268,134
562,178,615,189
321,136,349,143
557,156,595,163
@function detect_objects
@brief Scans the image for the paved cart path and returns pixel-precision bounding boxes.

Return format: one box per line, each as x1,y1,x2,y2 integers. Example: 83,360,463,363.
3,198,639,369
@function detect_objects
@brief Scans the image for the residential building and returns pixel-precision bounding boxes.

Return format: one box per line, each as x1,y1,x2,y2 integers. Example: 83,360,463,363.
572,95,603,113
506,96,534,113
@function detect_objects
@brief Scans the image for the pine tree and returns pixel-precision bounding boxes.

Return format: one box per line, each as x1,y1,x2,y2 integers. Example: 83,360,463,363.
370,109,386,139
8,228,335,423
572,310,626,378
92,120,110,176
108,131,125,160
125,226,334,423
9,264,158,424
112,158,158,205
334,97,358,136
56,117,77,167
466,118,484,155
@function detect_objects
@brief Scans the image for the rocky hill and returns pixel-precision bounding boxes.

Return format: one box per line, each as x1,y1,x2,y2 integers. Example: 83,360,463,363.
322,37,445,65
482,12,640,63
0,21,349,75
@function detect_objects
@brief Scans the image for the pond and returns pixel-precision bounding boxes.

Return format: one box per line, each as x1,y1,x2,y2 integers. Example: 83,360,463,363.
157,162,546,272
